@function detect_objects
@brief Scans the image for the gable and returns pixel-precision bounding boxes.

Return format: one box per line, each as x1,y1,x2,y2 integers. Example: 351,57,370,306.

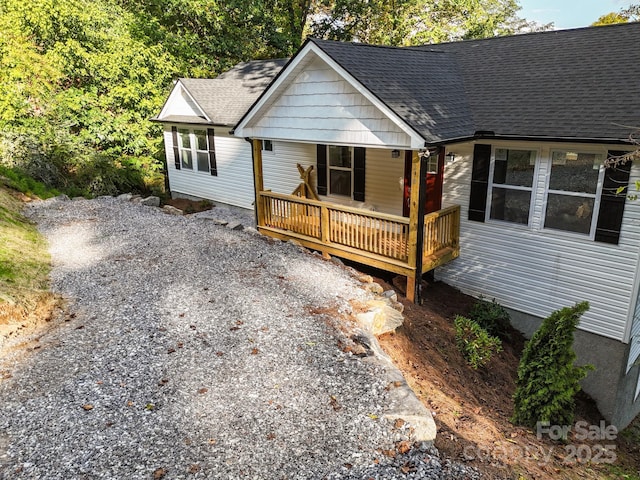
158,82,208,121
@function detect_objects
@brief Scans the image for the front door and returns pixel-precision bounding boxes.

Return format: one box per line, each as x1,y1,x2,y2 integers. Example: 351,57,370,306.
402,149,445,217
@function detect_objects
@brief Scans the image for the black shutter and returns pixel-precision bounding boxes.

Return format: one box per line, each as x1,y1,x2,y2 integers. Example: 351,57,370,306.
594,151,632,245
207,128,217,176
353,147,366,201
317,144,327,195
468,144,491,222
171,126,181,170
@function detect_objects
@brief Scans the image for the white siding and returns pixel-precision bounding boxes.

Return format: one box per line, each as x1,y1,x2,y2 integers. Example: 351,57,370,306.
164,127,254,209
438,141,640,342
262,141,316,195
628,294,640,371
164,85,205,117
245,57,412,148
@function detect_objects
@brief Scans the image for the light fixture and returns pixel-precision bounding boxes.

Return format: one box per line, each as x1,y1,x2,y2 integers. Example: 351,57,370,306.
391,149,400,158
446,152,456,163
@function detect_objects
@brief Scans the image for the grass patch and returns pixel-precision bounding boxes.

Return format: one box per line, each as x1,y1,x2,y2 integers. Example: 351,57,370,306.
0,180,57,331
0,165,60,199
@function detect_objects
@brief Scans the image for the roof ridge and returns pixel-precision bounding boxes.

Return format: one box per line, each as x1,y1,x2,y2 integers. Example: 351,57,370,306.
309,37,446,54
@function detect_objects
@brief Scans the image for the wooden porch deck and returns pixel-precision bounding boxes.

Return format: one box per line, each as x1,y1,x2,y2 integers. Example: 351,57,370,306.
256,191,460,285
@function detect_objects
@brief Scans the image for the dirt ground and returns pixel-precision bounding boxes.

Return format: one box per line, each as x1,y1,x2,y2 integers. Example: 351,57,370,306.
373,276,640,479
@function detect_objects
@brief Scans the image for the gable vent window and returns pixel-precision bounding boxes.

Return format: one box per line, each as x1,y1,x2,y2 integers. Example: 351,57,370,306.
177,128,210,173
262,139,273,152
543,151,604,235
488,148,536,225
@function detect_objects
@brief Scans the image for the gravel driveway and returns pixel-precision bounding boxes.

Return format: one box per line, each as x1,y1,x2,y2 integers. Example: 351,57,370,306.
0,197,479,480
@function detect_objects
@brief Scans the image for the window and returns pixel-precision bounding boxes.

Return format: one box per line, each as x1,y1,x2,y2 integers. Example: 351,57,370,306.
328,145,353,197
178,128,210,173
488,148,537,225
427,153,439,174
262,139,273,152
543,151,604,235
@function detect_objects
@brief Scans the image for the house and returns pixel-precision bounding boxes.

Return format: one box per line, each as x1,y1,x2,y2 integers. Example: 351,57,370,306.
152,58,287,209
157,23,640,429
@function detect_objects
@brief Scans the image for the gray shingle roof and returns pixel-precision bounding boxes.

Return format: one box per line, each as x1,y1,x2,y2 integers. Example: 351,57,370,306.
310,39,474,143
176,59,287,126
428,22,640,143
311,22,640,144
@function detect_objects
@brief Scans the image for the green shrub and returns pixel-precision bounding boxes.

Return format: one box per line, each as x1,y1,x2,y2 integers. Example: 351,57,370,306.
454,315,502,369
512,301,594,429
469,296,511,339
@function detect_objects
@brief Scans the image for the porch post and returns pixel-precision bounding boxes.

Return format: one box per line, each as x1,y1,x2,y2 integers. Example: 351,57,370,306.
406,149,428,303
252,139,265,227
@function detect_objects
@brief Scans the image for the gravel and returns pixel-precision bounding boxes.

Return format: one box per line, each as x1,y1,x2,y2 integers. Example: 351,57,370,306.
0,196,481,479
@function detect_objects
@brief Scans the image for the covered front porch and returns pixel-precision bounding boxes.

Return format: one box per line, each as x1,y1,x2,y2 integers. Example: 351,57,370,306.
251,140,460,302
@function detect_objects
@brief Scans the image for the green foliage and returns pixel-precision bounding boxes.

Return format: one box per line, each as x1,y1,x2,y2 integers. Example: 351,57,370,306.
469,296,511,339
0,165,60,199
454,315,502,369
512,302,594,429
311,0,552,46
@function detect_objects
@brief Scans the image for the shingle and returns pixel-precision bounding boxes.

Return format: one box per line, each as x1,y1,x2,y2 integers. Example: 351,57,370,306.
311,39,474,143
180,59,288,126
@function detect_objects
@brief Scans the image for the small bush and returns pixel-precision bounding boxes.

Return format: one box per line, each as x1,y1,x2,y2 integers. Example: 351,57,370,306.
454,315,502,369
469,296,511,339
512,302,594,429
0,165,60,199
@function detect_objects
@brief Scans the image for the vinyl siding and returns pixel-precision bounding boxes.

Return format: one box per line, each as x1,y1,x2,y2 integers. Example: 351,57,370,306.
166,85,204,117
246,57,412,148
628,294,640,371
262,141,316,195
438,141,640,342
164,127,254,209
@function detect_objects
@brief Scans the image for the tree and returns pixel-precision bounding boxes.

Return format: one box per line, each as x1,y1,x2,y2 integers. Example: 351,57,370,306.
592,3,639,26
512,302,594,429
310,0,551,46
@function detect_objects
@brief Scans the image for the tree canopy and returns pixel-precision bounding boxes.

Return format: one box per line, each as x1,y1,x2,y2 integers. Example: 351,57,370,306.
0,0,545,196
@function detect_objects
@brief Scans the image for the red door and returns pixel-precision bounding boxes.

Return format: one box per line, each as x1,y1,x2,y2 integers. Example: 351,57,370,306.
402,149,444,217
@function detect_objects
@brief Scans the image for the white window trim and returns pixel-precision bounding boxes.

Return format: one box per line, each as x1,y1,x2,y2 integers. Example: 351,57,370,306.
540,148,606,240
327,145,354,198
485,146,540,228
177,128,210,174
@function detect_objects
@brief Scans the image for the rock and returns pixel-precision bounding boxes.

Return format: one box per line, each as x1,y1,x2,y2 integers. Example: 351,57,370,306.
55,194,70,201
117,193,133,201
356,300,404,335
130,195,142,204
162,205,183,216
357,274,374,284
72,196,85,201
330,256,344,266
226,221,244,231
140,196,160,207
363,282,384,295
381,290,398,303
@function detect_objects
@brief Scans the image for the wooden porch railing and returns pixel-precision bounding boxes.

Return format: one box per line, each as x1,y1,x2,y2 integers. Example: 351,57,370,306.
258,191,459,277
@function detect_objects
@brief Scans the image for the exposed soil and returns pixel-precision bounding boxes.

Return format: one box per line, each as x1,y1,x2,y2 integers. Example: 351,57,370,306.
373,276,640,479
163,197,214,214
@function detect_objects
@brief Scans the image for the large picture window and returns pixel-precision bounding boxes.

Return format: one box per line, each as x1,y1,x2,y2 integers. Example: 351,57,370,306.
543,151,604,235
178,128,210,173
328,145,353,197
489,148,537,225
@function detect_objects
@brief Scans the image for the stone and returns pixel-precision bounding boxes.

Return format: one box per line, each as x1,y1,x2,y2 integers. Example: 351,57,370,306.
140,196,160,207
381,290,398,303
330,256,344,266
117,193,133,201
356,300,404,335
162,205,183,216
357,274,374,284
226,221,244,231
72,196,85,201
55,194,70,201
